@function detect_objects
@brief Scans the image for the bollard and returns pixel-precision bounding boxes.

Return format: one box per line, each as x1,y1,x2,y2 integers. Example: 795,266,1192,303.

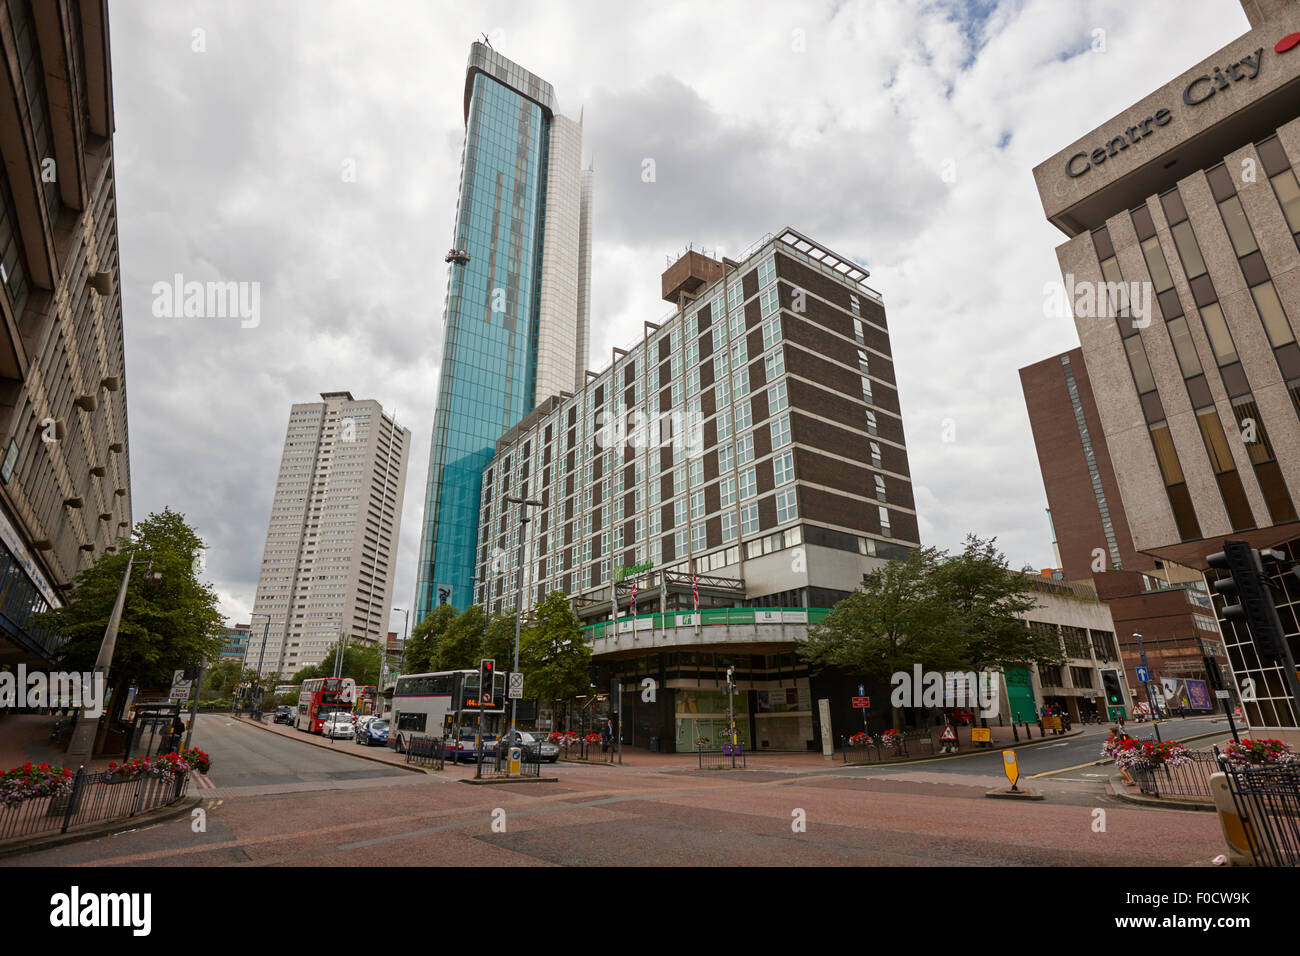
1209,772,1253,866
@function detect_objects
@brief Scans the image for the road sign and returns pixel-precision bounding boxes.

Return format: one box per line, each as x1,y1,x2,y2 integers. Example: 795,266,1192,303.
1136,666,1150,683
168,670,192,701
508,672,524,700
940,724,956,742
1215,690,1230,700
1003,750,1020,788
852,696,870,709
971,727,991,744
858,684,865,696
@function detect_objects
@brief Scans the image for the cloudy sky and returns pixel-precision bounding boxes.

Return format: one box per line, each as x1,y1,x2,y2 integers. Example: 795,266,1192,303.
108,0,1249,627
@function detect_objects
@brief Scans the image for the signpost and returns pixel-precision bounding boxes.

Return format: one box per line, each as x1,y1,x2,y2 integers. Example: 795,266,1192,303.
508,672,524,700
971,727,991,746
168,669,193,703
1003,750,1020,792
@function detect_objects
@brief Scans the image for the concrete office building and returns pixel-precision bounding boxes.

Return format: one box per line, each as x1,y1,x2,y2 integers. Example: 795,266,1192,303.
0,1,131,672
1005,575,1126,725
477,229,920,750
246,392,409,677
1033,0,1300,733
1020,349,1232,711
414,42,594,620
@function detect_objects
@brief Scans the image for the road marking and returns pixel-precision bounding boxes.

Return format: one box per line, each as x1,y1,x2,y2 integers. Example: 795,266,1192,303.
1030,759,1109,778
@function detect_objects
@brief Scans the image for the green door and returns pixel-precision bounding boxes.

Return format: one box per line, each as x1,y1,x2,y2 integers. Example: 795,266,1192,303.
1005,666,1036,724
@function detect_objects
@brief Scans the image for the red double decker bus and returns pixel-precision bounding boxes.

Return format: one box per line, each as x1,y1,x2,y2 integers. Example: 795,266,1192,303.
355,685,378,716
295,677,356,733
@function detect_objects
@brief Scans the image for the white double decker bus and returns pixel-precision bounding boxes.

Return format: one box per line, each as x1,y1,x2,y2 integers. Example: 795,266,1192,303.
389,669,506,753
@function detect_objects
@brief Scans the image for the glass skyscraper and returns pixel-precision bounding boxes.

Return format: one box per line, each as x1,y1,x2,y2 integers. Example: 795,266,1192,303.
415,43,593,620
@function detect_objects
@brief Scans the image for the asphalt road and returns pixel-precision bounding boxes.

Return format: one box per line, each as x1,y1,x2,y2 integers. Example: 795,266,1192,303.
845,716,1231,782
183,713,413,790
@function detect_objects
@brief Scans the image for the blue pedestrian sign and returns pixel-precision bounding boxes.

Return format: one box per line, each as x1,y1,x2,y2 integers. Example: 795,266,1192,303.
1136,666,1150,684
858,684,865,696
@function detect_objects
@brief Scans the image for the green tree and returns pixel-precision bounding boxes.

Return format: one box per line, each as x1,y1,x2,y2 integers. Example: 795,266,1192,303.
401,604,458,673
519,591,591,726
291,642,380,686
201,659,241,698
931,535,1064,675
481,613,521,672
798,546,958,729
38,508,225,722
433,605,486,671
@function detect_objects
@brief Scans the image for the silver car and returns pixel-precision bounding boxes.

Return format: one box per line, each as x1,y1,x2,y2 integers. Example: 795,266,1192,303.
501,729,560,762
322,713,355,739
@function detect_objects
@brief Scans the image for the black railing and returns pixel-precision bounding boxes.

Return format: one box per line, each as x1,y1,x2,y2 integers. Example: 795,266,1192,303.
841,730,937,764
1128,750,1219,800
0,767,189,843
1219,756,1300,867
557,738,616,763
404,735,445,771
697,745,746,769
476,746,542,779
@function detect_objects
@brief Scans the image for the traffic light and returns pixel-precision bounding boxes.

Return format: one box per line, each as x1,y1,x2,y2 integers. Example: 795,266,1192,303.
1207,541,1285,661
479,659,495,706
1100,669,1124,706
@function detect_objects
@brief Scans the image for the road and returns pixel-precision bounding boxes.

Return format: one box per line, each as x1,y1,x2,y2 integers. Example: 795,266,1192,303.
3,713,1227,867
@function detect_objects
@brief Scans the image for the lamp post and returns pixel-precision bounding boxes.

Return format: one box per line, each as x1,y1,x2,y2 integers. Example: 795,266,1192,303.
66,547,163,766
505,495,543,739
248,612,272,721
1133,632,1162,743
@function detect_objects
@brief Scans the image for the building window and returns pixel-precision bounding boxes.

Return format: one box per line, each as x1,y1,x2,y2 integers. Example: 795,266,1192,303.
765,349,785,380
690,490,704,520
770,414,791,449
736,400,753,433
720,476,736,507
689,457,703,486
870,442,882,469
874,474,887,502
773,450,794,486
877,505,891,536
757,256,776,289
761,311,780,348
768,380,787,414
865,409,878,436
737,433,755,465
739,467,757,500
740,502,759,536
777,489,799,523
691,522,706,552
760,287,779,320
721,510,737,543
717,441,734,473
716,409,732,442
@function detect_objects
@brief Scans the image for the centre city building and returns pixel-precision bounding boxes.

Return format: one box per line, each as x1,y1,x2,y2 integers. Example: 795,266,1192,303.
1032,0,1300,737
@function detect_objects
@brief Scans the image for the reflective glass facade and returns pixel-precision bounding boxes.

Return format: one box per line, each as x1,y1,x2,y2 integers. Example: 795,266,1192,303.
416,60,553,618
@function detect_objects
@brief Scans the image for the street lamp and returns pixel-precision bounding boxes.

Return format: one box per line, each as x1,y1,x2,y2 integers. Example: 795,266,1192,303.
1133,632,1162,743
248,612,272,721
505,495,543,739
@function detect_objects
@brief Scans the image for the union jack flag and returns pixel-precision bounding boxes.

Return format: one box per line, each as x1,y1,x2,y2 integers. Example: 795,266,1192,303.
692,574,699,612
630,578,637,616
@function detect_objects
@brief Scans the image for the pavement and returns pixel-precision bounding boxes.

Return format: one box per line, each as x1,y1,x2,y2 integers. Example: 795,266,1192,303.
0,711,1230,867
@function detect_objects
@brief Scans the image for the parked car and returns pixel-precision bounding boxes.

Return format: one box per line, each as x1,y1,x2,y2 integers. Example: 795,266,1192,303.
355,718,389,746
499,729,560,762
946,708,975,726
322,713,355,739
273,706,294,725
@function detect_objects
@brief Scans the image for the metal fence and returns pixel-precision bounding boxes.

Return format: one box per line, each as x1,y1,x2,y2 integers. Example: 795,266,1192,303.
697,745,747,769
558,739,616,764
476,746,542,780
841,730,939,764
1219,757,1300,867
403,735,445,771
1128,750,1219,800
0,767,189,843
